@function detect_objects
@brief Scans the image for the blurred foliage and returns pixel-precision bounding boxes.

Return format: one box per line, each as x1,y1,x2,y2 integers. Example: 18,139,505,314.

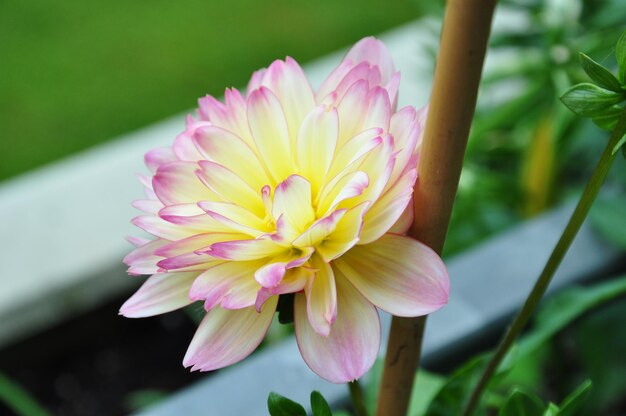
444,0,626,256
124,388,168,413
0,371,50,416
360,275,626,415
0,0,423,181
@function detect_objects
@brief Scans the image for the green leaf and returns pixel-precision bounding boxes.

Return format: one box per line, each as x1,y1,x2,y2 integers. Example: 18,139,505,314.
558,380,592,416
125,389,167,412
560,83,624,117
616,30,626,82
499,388,545,416
425,355,493,416
613,133,626,155
579,53,623,92
515,275,626,361
310,391,332,416
542,403,561,416
590,194,626,249
0,372,50,416
408,370,447,416
268,392,307,416
591,104,623,130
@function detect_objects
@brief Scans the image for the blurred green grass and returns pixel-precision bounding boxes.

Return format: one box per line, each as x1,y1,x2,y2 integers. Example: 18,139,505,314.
0,0,421,181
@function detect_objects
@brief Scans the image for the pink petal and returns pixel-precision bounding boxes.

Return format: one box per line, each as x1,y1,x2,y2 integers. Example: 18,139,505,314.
328,127,383,179
254,267,309,311
261,57,316,145
158,204,231,232
198,90,256,149
196,161,265,215
295,105,338,196
144,147,177,173
333,234,449,317
254,247,314,288
132,215,197,241
193,126,269,192
294,276,380,383
132,199,164,215
183,296,278,371
272,175,316,233
247,87,294,182
198,200,268,237
361,87,391,133
292,209,347,248
316,202,369,262
336,79,370,147
208,237,285,261
119,272,200,317
305,254,337,337
189,260,264,310
247,68,267,95
123,238,168,275
317,171,369,217
359,169,416,245
388,198,414,235
172,118,209,161
388,106,420,186
153,161,216,205
344,36,396,83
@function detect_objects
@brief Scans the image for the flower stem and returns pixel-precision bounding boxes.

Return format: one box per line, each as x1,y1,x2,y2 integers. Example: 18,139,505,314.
375,0,496,415
348,380,368,416
462,107,626,416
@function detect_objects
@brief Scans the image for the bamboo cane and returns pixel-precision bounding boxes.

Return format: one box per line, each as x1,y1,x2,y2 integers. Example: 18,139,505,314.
375,1,497,414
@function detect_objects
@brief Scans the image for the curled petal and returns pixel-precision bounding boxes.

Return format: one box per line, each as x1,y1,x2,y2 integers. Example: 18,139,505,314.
183,296,278,371
316,202,368,262
254,267,309,311
272,175,316,233
359,169,416,245
294,276,380,383
189,260,264,310
305,254,337,337
317,171,369,217
333,234,449,317
254,247,314,288
120,272,200,317
292,209,347,249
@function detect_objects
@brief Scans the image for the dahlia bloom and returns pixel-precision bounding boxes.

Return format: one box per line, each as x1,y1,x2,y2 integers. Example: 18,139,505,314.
121,37,449,383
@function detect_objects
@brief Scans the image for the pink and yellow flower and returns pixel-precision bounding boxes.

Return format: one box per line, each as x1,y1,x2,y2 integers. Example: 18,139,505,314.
121,37,449,383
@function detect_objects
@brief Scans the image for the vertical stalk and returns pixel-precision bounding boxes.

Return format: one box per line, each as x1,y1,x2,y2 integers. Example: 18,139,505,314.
462,107,626,416
349,380,369,416
376,1,496,415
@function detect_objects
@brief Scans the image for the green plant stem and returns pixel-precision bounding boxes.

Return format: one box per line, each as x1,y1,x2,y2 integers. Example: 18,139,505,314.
462,107,626,416
0,371,49,416
349,380,368,416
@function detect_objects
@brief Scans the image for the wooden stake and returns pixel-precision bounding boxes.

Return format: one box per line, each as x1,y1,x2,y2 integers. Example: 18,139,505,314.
375,1,496,414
